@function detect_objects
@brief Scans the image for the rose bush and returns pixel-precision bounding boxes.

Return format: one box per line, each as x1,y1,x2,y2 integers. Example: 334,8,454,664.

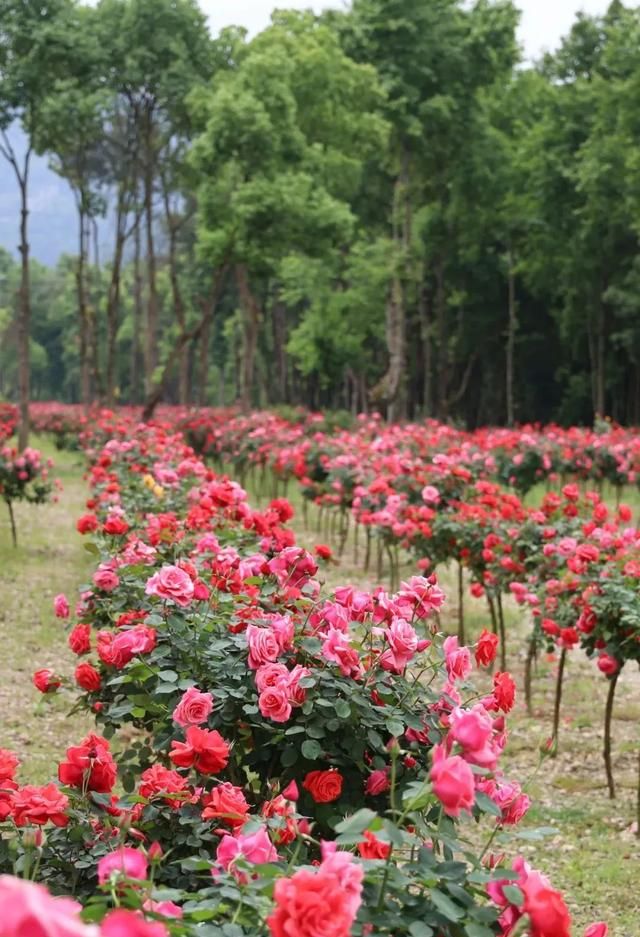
0,412,607,935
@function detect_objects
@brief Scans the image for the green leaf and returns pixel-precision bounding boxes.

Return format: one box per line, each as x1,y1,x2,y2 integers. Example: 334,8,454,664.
409,924,434,937
335,808,377,835
157,670,178,682
475,791,502,818
335,699,351,719
430,888,463,921
301,739,323,760
465,924,495,937
502,885,524,907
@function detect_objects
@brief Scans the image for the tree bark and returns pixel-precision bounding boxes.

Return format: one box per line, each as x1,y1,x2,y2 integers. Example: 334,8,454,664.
418,274,432,417
506,246,517,426
385,152,410,421
105,201,127,407
17,168,31,449
434,255,448,420
161,172,189,405
130,208,143,404
143,108,158,397
235,264,261,412
596,302,605,417
76,204,91,410
0,133,34,450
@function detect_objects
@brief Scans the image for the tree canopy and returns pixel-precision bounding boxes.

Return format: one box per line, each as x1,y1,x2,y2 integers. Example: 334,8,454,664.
1,0,639,428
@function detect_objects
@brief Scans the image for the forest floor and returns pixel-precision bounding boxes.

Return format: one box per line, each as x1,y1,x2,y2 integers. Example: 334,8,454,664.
1,444,638,933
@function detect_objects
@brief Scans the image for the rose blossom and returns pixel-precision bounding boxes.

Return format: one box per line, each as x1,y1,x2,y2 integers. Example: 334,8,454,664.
0,875,97,937
302,769,343,803
93,565,119,592
100,909,168,937
172,687,214,727
145,565,194,607
54,594,70,619
259,686,292,723
97,846,148,885
246,625,281,669
443,635,472,682
430,744,475,817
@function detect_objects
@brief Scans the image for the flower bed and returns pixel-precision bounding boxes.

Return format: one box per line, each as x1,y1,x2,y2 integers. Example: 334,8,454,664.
0,414,608,935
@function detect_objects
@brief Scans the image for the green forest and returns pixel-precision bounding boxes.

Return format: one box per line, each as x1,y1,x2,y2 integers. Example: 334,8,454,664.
1,0,639,427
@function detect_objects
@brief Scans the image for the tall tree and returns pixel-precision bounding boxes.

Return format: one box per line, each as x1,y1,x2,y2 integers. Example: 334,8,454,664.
0,0,72,445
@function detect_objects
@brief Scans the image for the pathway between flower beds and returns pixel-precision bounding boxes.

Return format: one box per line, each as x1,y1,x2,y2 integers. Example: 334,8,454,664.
0,438,92,781
242,476,640,934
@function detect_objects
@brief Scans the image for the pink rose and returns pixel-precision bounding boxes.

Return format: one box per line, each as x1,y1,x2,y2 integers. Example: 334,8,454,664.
93,566,119,592
255,663,291,692
259,686,292,723
97,847,148,885
584,925,608,937
54,594,70,619
246,625,280,669
172,687,214,727
380,617,418,672
443,635,472,682
364,769,390,796
216,828,277,881
430,744,475,817
145,565,194,607
0,875,97,937
100,910,168,937
450,704,493,756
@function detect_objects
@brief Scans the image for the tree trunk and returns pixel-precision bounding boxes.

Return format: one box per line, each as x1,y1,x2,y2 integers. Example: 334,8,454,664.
17,169,31,449
106,203,127,407
142,265,228,421
434,256,448,420
418,274,432,417
161,174,189,405
143,109,158,397
197,306,211,406
77,205,91,410
235,264,261,412
383,150,411,422
596,303,605,418
271,300,288,403
130,210,143,404
506,246,517,427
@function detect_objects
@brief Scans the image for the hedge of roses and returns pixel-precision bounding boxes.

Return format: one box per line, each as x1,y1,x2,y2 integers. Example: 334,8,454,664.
0,414,607,936
24,404,640,797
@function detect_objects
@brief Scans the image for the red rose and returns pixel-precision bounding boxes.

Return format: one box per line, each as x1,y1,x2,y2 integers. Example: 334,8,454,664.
76,513,98,534
68,624,91,655
475,629,499,667
492,672,516,713
139,765,189,807
11,783,69,828
202,782,250,827
58,733,117,793
357,831,391,859
32,669,61,693
103,515,129,536
314,544,332,560
302,769,343,803
74,662,101,692
169,727,230,775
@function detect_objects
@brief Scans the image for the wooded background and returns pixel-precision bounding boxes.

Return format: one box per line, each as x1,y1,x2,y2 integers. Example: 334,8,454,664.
1,0,639,431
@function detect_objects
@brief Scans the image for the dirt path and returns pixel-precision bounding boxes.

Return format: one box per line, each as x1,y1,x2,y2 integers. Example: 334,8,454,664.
0,437,92,781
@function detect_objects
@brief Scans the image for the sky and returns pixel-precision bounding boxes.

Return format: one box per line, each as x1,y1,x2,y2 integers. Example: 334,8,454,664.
203,0,612,59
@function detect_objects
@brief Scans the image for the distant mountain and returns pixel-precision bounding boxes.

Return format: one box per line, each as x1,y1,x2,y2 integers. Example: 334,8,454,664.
0,125,113,267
